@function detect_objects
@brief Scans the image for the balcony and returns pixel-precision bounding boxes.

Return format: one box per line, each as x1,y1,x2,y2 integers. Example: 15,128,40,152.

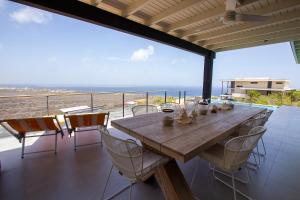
0,101,299,200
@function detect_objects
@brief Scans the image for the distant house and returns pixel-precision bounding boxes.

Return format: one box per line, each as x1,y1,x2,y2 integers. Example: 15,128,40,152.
221,78,290,98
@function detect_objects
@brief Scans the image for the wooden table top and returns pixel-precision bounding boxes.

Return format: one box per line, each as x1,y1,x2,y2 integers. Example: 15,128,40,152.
111,105,265,162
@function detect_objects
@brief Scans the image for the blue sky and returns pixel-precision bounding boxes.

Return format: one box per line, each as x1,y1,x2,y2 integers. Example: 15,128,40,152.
0,0,299,89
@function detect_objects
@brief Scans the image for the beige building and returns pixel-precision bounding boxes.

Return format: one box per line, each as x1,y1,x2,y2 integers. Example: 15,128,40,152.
221,78,290,97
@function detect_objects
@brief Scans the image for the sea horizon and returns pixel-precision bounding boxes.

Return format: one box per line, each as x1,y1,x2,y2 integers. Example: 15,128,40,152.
0,84,223,97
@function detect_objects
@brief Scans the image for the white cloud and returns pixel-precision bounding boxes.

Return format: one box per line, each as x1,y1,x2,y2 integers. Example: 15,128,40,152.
10,7,52,24
130,45,154,62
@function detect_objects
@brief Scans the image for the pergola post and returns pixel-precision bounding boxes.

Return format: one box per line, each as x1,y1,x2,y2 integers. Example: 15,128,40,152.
202,51,215,102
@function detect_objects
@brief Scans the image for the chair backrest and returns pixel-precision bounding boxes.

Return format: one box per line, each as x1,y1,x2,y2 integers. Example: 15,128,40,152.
237,118,254,136
0,116,62,140
64,112,109,131
262,109,273,124
100,128,143,180
253,112,268,127
224,126,266,171
131,105,158,116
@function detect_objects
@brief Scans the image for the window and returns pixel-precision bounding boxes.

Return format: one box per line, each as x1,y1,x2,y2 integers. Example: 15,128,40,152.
276,82,283,84
236,85,243,87
250,82,258,84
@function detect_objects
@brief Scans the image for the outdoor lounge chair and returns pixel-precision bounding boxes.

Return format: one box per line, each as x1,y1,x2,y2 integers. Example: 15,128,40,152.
64,112,109,151
100,127,169,200
194,126,266,200
0,116,63,159
131,105,158,116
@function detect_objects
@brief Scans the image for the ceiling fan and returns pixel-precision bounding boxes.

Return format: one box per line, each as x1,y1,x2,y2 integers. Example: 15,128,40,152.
221,0,269,24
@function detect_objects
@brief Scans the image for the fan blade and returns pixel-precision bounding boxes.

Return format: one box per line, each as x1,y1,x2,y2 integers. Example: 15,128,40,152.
226,0,237,11
236,14,269,22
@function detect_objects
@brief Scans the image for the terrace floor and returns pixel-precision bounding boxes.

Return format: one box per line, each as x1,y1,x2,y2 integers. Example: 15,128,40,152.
0,106,300,200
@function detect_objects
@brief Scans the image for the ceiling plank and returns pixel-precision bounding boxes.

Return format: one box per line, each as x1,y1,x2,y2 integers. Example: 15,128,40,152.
192,7,300,43
122,0,151,17
184,0,300,38
166,0,259,32
202,20,300,47
147,0,205,26
214,34,300,52
209,28,300,50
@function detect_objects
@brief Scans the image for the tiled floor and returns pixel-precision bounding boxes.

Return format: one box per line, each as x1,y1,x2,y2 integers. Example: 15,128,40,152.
0,106,300,200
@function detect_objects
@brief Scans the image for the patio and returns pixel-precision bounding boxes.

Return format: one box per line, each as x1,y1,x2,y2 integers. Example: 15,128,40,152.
0,105,299,200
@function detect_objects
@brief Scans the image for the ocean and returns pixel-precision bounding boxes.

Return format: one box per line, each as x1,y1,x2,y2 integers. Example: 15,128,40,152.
0,85,223,97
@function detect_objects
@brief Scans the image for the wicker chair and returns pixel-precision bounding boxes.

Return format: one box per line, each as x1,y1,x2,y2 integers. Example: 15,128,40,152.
64,112,109,151
0,116,63,158
100,127,169,200
131,105,158,117
195,126,266,200
253,109,273,157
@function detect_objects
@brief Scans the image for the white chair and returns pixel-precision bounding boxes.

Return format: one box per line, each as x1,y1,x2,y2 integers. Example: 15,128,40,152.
254,109,273,156
131,105,158,116
100,127,169,200
193,126,266,200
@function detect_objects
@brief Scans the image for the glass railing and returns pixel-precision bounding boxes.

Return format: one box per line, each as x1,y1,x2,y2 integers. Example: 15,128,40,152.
0,90,189,121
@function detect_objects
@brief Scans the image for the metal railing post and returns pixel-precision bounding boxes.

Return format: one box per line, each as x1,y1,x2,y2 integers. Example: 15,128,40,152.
122,93,125,118
146,92,149,112
178,91,181,104
184,91,186,103
90,93,94,112
164,91,167,103
46,95,49,116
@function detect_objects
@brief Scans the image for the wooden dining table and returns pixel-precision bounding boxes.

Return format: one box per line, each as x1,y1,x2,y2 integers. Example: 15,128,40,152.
111,105,265,200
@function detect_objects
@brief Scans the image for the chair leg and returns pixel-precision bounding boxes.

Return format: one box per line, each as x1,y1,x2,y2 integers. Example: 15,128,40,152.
54,133,58,155
231,173,237,200
261,138,266,156
256,146,261,165
74,131,77,151
212,167,253,200
213,167,250,184
247,152,259,171
21,137,25,159
101,164,113,200
129,182,133,200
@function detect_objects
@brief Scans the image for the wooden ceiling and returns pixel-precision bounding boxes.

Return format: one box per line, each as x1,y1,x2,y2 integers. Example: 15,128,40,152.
80,0,300,52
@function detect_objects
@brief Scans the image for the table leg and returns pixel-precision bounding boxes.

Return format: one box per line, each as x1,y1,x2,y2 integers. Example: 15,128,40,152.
154,159,195,200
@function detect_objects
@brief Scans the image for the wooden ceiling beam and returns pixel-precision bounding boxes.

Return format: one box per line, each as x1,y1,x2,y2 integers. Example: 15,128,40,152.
147,0,205,26
166,0,259,32
214,34,300,52
192,7,300,43
185,0,300,38
122,0,151,17
209,28,300,50
202,20,300,47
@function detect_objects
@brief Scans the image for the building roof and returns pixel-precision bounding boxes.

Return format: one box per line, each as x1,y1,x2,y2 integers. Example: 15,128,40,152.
78,0,300,52
222,77,290,82
239,87,290,91
291,40,300,64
